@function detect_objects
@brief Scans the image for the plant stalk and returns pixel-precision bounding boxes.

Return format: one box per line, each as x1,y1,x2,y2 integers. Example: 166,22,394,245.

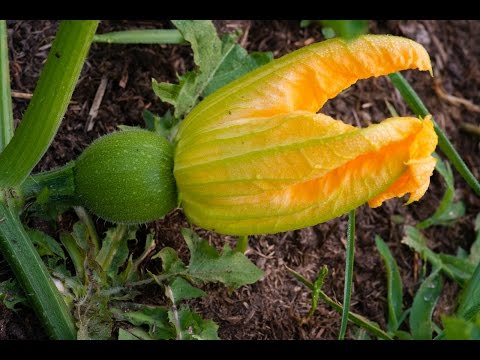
0,20,98,188
93,29,185,44
0,192,76,339
0,20,14,151
339,209,356,340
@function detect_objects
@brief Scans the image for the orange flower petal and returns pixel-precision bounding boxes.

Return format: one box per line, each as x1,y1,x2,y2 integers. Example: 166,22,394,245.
179,116,433,235
368,116,437,207
176,34,432,149
174,34,436,235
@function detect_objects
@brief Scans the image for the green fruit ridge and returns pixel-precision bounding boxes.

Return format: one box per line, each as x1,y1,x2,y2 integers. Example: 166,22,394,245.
74,129,177,223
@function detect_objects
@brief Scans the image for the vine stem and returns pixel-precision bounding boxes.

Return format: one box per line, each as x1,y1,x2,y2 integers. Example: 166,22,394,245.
0,21,98,188
339,209,356,340
93,29,184,44
0,20,13,151
388,72,480,196
0,192,76,339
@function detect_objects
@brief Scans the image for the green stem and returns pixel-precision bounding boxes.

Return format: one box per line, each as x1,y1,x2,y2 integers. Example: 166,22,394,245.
287,265,391,340
0,20,98,188
93,29,185,44
0,192,76,339
60,232,86,283
74,206,100,257
0,20,14,151
388,72,480,197
235,235,249,253
20,161,77,206
339,209,356,340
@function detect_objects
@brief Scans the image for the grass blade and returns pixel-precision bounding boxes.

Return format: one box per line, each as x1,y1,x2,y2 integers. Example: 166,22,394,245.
388,72,480,197
0,20,98,188
457,261,480,321
93,29,185,44
339,209,355,339
0,20,14,151
286,265,392,340
402,226,474,285
375,236,403,332
409,269,443,340
0,196,76,339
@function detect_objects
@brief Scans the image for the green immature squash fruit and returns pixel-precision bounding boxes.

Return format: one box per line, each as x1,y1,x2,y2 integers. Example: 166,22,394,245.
74,129,177,224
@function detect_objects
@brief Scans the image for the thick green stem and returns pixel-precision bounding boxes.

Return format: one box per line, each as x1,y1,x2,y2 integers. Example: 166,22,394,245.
0,192,76,339
388,72,480,197
20,161,77,206
93,29,185,44
339,209,356,340
0,20,14,151
0,20,98,188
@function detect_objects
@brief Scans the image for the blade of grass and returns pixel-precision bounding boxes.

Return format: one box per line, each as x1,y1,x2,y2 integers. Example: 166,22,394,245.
409,269,443,340
0,194,76,339
0,20,14,151
457,261,480,321
93,29,185,44
388,72,480,197
375,236,403,333
0,20,98,188
402,226,474,285
286,265,392,340
339,209,355,340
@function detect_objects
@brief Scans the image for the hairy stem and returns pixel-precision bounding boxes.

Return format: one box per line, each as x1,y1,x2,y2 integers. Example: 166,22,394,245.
0,192,76,339
0,20,98,188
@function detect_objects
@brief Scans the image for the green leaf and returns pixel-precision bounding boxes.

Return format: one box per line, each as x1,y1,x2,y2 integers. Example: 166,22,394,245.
0,278,27,310
169,305,219,340
71,221,89,252
307,265,328,318
95,224,130,277
154,247,186,276
26,228,65,260
299,20,313,28
60,232,86,282
118,328,142,340
152,20,272,120
182,228,263,289
320,20,369,40
111,305,175,340
375,236,403,333
76,292,114,340
143,109,179,142
457,261,480,321
402,226,473,285
169,277,206,303
417,156,465,229
409,270,443,340
442,315,480,340
469,213,480,265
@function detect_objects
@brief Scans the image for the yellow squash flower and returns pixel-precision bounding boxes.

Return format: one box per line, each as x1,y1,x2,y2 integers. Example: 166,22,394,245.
174,35,438,235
